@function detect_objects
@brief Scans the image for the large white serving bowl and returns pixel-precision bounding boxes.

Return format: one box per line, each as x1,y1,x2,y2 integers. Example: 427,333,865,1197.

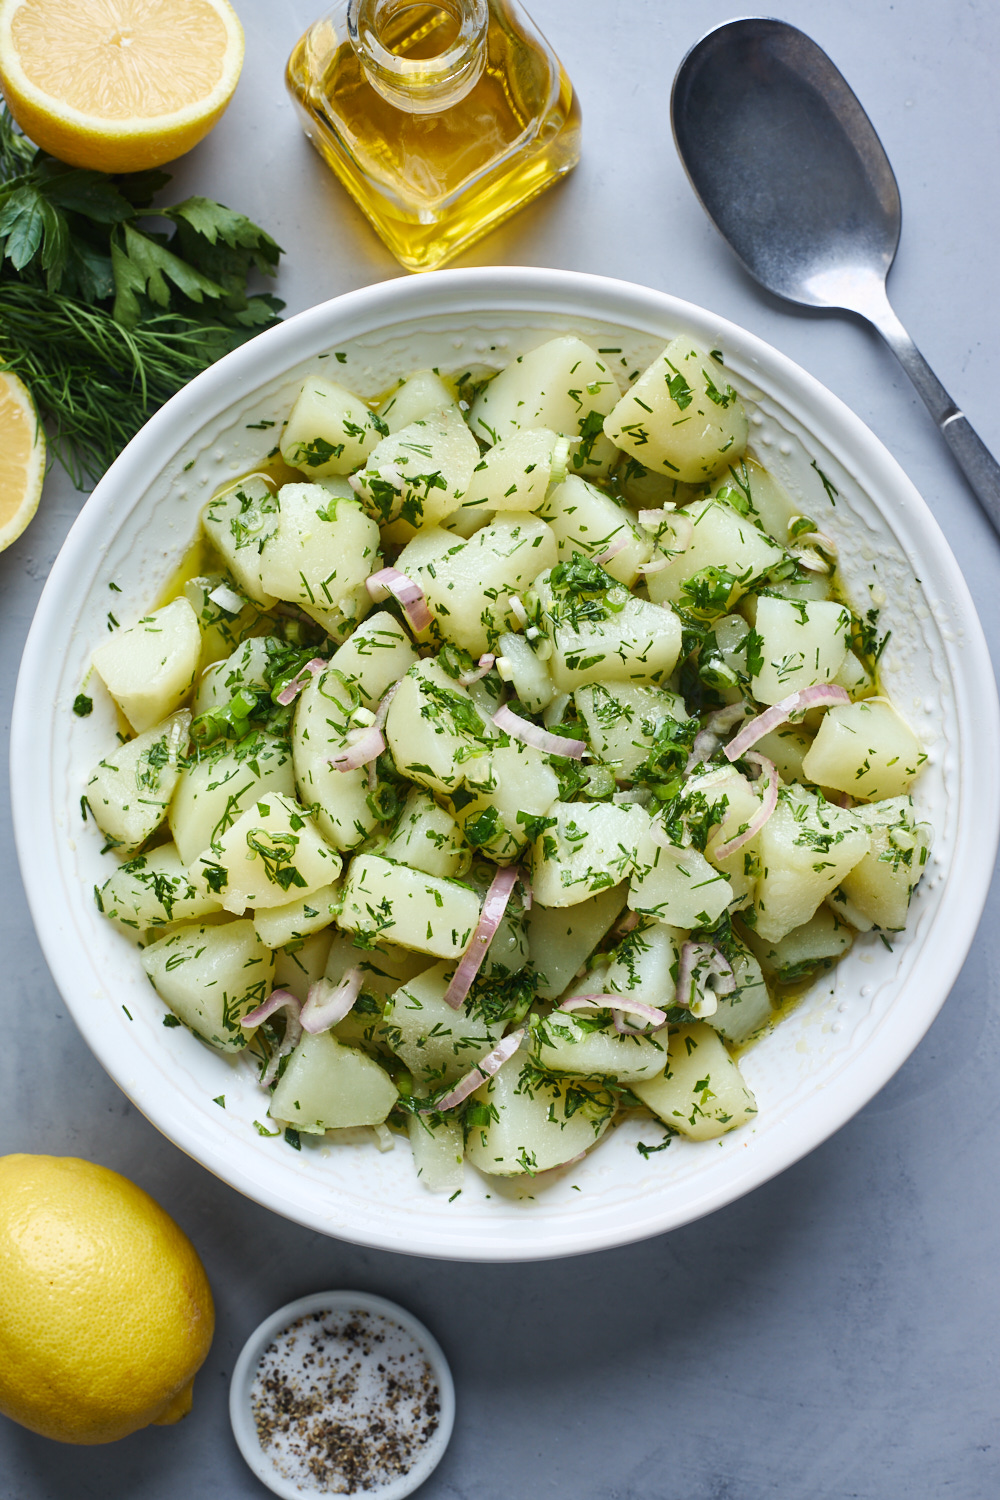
11,268,998,1261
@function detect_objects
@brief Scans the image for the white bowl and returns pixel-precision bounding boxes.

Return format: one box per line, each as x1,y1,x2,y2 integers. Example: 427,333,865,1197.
12,268,998,1261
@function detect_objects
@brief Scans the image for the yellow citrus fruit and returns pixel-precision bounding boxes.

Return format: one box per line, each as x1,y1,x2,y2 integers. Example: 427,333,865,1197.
0,369,45,553
0,1155,215,1445
0,0,245,173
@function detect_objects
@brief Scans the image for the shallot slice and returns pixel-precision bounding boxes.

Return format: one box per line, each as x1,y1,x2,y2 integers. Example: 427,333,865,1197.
712,752,779,860
420,1029,526,1112
595,535,628,566
493,704,586,759
443,865,519,1010
639,510,693,556
725,684,850,761
674,942,736,1019
556,993,668,1033
243,988,303,1087
329,724,385,772
365,566,433,632
300,968,364,1034
459,653,495,685
275,657,327,707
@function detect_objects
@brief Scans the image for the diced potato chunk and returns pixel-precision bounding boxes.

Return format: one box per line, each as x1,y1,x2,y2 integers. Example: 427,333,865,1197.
268,1031,398,1131
710,456,799,540
292,665,387,852
464,1056,616,1175
198,794,342,914
575,680,688,782
750,596,851,705
752,785,869,942
604,918,683,1010
704,943,772,1044
494,632,555,714
451,741,559,864
274,930,335,1002
745,904,854,982
541,474,651,586
644,495,784,614
628,833,733,928
353,406,480,528
170,731,294,867
407,1112,464,1193
86,711,189,852
604,338,749,483
192,637,271,718
532,567,682,692
382,788,471,879
380,961,503,1087
801,699,925,800
531,1010,668,1082
338,854,480,958
384,659,492,796
91,599,201,733
258,484,379,642
470,336,621,480
526,883,628,999
632,1022,757,1140
458,428,566,513
531,801,650,907
200,476,279,606
98,842,223,933
141,919,273,1052
838,796,931,930
379,370,455,432
280,377,385,476
252,882,342,949
328,609,418,707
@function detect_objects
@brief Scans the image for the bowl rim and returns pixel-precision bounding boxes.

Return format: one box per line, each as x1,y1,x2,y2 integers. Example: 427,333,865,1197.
12,265,1000,1260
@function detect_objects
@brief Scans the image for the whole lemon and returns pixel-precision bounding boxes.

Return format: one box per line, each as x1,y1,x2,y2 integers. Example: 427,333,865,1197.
0,1155,214,1445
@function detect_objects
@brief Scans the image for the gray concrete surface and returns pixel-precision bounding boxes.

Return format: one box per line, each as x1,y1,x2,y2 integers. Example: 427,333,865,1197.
3,2,999,1495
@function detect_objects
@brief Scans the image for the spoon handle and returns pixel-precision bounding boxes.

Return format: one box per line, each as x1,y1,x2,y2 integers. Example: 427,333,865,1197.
868,298,1000,537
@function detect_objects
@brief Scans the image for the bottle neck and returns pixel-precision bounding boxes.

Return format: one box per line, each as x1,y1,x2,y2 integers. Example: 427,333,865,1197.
348,0,489,115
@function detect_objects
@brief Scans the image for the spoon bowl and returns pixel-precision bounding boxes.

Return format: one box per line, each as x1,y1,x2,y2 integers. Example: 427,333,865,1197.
671,18,1000,534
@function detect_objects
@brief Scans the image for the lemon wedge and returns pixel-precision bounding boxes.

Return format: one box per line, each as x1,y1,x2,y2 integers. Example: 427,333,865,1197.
0,0,244,173
0,369,45,552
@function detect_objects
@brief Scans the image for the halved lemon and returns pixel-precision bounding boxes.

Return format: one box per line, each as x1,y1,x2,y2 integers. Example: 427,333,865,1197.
0,370,45,553
0,0,244,173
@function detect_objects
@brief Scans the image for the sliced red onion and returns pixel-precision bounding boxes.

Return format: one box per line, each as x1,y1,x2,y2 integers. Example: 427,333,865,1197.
616,909,641,935
639,510,693,556
443,865,519,1009
637,557,670,575
674,942,736,1018
301,967,364,1034
459,653,495,685
420,1028,526,1112
208,583,245,615
366,566,433,632
493,704,585,759
276,657,327,707
329,723,385,772
725,684,851,761
374,679,401,731
612,1002,670,1036
508,595,529,628
243,989,303,1087
595,535,628,566
713,752,778,859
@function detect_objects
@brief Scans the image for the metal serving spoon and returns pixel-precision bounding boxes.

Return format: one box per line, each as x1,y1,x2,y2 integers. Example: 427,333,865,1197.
671,17,1000,536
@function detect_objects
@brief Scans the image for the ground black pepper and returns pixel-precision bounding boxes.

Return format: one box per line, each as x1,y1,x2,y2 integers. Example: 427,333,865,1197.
250,1309,441,1494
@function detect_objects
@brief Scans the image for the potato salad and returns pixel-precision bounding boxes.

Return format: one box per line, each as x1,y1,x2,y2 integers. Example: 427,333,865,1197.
84,333,931,1191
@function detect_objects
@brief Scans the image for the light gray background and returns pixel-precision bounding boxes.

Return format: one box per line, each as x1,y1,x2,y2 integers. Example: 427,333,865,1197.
3,1,999,1496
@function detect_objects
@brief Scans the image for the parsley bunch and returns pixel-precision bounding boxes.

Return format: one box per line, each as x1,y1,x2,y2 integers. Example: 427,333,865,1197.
0,107,283,485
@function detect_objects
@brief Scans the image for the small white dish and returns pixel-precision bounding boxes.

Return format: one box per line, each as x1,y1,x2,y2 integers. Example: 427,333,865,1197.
229,1290,455,1499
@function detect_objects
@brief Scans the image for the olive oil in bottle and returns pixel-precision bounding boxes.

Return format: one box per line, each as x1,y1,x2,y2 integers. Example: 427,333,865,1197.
286,0,581,271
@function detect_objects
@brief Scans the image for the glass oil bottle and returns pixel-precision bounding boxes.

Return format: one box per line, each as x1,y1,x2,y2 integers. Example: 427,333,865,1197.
286,0,581,272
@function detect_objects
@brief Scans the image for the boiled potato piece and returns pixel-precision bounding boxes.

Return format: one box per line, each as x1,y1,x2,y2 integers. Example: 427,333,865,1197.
541,474,651,586
469,335,621,479
526,883,628,999
458,428,567,513
531,801,650,907
292,665,388,852
575,680,688,782
450,741,559,864
338,854,480,959
141,919,273,1052
745,904,854,982
750,596,851,705
407,1112,464,1194
268,1031,397,1131
86,710,189,852
91,598,201,733
170,731,294,867
700,763,767,906
198,794,342,914
604,918,683,1010
382,788,470,878
182,573,269,671
274,929,335,1002
644,495,784,615
530,1010,668,1083
384,659,493,796
710,457,799,540
632,1022,757,1140
703,942,772,1044
200,476,279,606
192,636,271,718
280,376,385,476
629,830,733,929
252,882,342,949
838,796,931,930
328,609,418,707
531,565,682,692
801,698,925,800
398,515,558,656
752,724,813,783
378,370,454,432
494,631,555,714
353,406,480,528
752,785,869,942
604,338,749,483
97,842,222,932
258,484,379,642
380,961,503,1087
464,1056,616,1176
